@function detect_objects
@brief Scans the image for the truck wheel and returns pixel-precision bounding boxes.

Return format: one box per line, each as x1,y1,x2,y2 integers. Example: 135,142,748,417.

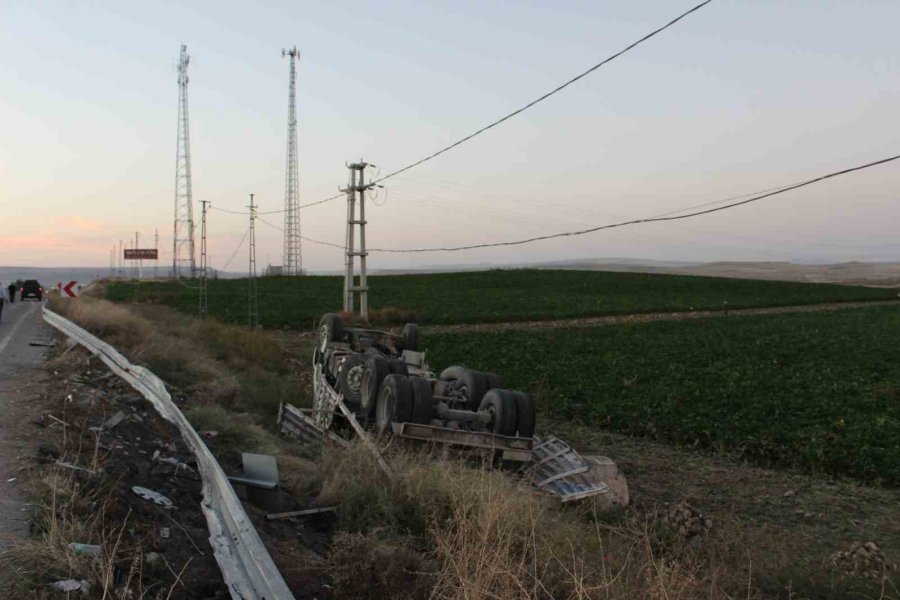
457,369,489,411
484,372,506,391
388,359,409,376
376,375,413,436
360,355,390,418
319,313,344,351
409,378,435,424
439,365,467,381
479,389,518,437
402,323,419,351
337,354,367,408
511,391,535,438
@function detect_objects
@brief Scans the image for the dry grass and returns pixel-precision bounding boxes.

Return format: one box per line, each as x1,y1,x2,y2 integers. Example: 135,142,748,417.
318,444,761,600
0,349,193,600
48,295,307,458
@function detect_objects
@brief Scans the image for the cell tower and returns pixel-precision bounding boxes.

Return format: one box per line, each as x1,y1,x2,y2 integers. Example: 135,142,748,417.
173,44,196,277
281,47,302,275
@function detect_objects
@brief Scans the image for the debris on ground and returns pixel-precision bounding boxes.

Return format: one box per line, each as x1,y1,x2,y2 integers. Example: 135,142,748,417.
51,579,90,593
828,542,896,579
659,501,713,538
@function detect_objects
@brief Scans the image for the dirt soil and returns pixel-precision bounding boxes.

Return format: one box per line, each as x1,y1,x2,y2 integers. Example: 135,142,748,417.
554,420,900,597
1,344,332,599
422,298,900,334
1,347,229,598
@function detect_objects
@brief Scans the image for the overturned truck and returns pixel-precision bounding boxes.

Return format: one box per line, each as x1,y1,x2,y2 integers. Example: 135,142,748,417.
279,314,627,504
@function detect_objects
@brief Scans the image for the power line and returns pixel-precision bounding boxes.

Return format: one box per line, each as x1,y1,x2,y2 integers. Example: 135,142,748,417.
209,206,248,216
241,0,713,215
257,215,346,249
366,152,900,253
368,0,714,188
219,228,251,271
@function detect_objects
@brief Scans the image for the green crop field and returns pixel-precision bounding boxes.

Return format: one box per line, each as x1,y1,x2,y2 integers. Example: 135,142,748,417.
425,305,900,484
105,269,896,329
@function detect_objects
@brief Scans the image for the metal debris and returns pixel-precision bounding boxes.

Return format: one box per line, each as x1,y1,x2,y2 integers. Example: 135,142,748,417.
68,543,102,557
52,579,89,593
266,506,337,521
102,411,127,430
132,486,173,508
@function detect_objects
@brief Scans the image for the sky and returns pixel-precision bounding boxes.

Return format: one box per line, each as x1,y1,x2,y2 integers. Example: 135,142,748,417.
1,0,899,272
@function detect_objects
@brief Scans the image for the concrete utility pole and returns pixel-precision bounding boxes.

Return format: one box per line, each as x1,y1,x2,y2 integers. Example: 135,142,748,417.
247,194,260,328
173,44,196,277
281,46,302,275
341,161,374,322
199,200,209,319
154,229,159,280
136,231,142,280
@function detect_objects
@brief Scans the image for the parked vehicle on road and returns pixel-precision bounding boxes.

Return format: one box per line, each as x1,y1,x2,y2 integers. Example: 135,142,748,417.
21,280,43,301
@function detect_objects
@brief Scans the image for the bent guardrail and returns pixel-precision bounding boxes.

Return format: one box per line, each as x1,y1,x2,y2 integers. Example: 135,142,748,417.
43,307,295,600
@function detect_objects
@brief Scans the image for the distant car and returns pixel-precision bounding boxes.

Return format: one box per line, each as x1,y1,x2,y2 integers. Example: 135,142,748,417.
21,280,43,301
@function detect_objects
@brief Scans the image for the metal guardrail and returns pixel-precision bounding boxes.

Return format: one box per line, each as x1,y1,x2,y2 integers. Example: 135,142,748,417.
43,307,295,600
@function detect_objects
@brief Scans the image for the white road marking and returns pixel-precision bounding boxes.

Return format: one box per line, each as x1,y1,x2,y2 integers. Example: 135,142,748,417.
0,302,38,357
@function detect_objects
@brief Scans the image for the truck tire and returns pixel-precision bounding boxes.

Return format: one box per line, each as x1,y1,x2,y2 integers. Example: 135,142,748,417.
360,354,390,418
402,323,419,351
376,375,413,436
484,372,506,391
319,313,344,350
337,354,367,408
409,378,435,424
511,391,535,438
457,369,490,411
479,389,518,437
439,365,467,381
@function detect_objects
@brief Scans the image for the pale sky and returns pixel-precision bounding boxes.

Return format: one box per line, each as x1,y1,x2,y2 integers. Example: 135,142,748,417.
1,0,899,271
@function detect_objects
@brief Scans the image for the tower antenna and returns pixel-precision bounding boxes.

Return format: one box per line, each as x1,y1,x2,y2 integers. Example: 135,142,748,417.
281,47,302,275
173,44,196,277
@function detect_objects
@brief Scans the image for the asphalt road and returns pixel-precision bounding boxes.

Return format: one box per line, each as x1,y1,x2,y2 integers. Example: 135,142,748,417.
0,299,51,549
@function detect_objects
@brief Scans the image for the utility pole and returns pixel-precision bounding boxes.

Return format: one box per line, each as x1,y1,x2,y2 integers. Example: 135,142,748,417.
248,194,260,328
136,231,142,280
154,229,159,280
341,161,373,322
173,44,196,277
118,239,123,276
281,47,302,275
199,200,209,319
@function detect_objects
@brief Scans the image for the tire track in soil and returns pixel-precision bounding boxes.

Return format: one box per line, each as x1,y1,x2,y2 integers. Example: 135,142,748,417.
421,299,900,335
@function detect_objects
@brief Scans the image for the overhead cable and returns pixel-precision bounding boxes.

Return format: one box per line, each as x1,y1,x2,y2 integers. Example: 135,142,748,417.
218,228,251,271
366,153,900,253
257,215,346,249
250,0,713,214
368,0,714,188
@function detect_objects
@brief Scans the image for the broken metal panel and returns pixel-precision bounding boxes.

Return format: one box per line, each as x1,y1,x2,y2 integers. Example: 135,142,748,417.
278,402,349,448
43,308,295,600
525,436,610,503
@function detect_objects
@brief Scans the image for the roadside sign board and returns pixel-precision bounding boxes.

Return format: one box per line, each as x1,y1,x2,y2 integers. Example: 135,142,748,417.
124,248,158,260
57,281,78,298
